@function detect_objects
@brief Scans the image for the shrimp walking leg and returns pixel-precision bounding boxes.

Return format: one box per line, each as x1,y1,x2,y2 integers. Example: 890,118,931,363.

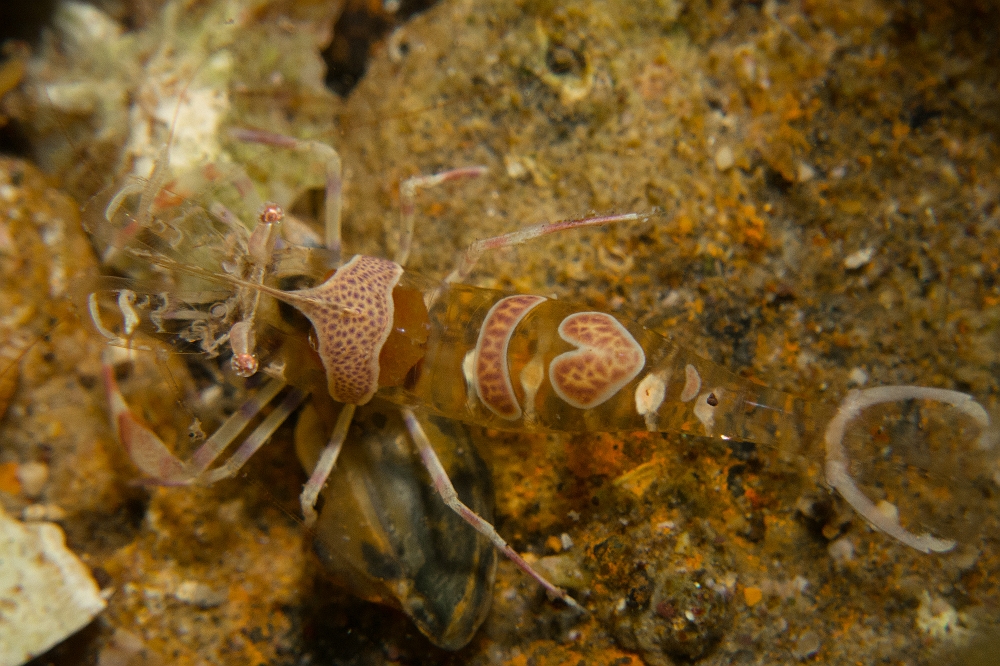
444,211,648,284
397,167,487,265
229,127,344,261
197,387,308,483
299,403,356,526
102,350,296,485
401,408,584,613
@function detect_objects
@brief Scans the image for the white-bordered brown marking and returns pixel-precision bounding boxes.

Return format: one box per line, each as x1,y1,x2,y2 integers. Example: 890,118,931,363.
549,312,645,410
473,295,546,419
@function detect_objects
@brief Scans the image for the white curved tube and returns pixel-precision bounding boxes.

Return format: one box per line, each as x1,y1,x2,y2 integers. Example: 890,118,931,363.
824,386,991,553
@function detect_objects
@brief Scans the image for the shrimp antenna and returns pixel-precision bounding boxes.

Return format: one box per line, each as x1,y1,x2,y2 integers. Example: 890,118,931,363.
126,247,355,319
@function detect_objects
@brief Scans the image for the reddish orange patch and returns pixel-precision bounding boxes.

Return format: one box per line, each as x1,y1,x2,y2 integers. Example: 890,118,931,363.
565,432,631,479
743,586,763,606
152,180,186,209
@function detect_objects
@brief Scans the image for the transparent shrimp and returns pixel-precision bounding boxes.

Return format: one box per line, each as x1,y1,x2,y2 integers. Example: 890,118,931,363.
87,125,994,626
85,134,595,615
256,240,993,556
381,276,816,441
84,142,506,646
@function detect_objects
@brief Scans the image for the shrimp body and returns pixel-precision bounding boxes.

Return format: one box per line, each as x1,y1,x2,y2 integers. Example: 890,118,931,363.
84,140,811,450
378,276,817,449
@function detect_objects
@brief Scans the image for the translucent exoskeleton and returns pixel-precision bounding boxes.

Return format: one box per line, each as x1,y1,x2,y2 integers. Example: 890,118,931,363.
85,121,996,647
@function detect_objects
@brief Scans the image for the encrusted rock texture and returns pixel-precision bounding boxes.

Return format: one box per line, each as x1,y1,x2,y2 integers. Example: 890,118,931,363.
1,0,999,664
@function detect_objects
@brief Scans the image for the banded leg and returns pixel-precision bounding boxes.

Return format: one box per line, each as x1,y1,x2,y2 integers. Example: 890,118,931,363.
229,128,344,264
397,167,487,266
299,403,356,526
444,212,647,284
197,387,308,483
401,408,585,613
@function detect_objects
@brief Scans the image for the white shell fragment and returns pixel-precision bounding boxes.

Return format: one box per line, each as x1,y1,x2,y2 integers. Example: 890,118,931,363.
174,580,226,608
843,246,875,270
714,146,735,171
0,506,107,666
796,161,817,183
15,461,49,499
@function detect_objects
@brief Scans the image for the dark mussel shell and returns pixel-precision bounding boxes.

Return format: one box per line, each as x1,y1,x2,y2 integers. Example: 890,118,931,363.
296,400,497,650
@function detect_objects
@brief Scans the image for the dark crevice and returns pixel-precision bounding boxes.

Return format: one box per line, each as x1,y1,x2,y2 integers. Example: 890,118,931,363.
0,116,33,158
0,0,59,157
0,0,59,45
323,0,439,97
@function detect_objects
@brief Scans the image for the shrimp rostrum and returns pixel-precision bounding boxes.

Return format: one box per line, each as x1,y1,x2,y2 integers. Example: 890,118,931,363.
86,128,996,624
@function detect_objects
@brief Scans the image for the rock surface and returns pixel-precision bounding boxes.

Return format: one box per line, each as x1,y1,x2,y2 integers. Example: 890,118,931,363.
0,506,106,666
2,0,999,664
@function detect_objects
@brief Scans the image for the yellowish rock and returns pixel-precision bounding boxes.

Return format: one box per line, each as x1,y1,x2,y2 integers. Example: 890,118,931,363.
0,505,106,666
